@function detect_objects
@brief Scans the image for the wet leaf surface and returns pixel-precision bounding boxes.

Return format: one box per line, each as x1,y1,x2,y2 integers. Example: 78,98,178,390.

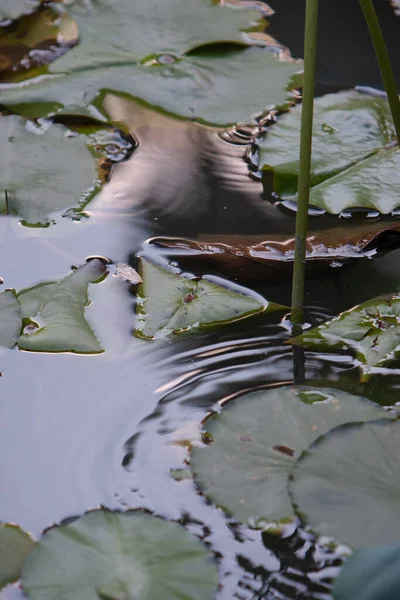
135,257,278,339
290,419,400,547
190,386,389,527
21,510,218,600
258,90,399,214
17,259,106,353
333,540,400,600
0,523,34,589
0,114,103,225
0,289,22,348
291,292,400,381
0,0,301,125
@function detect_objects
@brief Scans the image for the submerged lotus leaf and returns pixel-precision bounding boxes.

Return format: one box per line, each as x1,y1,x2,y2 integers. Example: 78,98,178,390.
0,289,22,348
17,259,106,353
21,510,218,600
135,258,277,339
291,292,400,381
290,419,400,547
0,0,301,125
258,90,399,214
0,115,100,225
0,524,34,590
333,540,400,600
190,386,389,527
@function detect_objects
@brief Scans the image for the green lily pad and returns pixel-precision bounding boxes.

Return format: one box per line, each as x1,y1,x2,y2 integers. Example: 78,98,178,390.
0,289,22,348
190,386,390,528
333,540,400,600
291,292,400,382
1,114,101,225
0,524,34,590
0,0,301,125
21,510,219,600
17,259,106,353
290,419,400,547
135,258,281,339
258,90,399,214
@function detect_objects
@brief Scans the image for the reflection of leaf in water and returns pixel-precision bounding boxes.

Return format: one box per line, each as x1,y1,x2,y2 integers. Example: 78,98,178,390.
190,386,390,527
258,90,399,214
0,0,301,125
334,540,400,600
291,292,400,382
0,289,22,348
135,257,281,339
0,7,77,77
290,420,400,547
17,259,106,353
1,115,109,226
0,523,35,590
22,510,218,600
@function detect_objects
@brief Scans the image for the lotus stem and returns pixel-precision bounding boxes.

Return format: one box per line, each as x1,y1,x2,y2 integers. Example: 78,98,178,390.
290,0,319,328
359,0,400,143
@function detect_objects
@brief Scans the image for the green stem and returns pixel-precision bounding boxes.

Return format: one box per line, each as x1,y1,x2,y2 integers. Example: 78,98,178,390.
359,0,400,143
290,0,319,327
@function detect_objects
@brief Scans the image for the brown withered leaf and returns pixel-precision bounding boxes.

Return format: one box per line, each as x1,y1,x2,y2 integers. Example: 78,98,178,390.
146,221,400,282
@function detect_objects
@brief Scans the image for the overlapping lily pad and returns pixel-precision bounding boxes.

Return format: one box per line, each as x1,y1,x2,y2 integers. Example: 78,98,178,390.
334,540,400,600
291,292,400,382
190,386,390,527
21,510,219,600
18,259,106,353
290,419,400,547
0,0,301,125
0,524,34,590
135,257,280,339
1,115,101,225
0,289,22,348
258,90,399,213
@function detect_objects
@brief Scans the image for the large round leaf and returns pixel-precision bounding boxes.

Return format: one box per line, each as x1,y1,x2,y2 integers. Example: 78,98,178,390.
0,289,22,348
21,510,219,600
0,524,34,590
135,257,281,339
190,386,390,527
258,90,399,214
333,540,400,600
0,0,301,125
290,419,400,547
1,115,100,225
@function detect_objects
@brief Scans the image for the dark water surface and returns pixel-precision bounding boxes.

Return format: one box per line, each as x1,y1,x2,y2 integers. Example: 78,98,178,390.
1,2,400,599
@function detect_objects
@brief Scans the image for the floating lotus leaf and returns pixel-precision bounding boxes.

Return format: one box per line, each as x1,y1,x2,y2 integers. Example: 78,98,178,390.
135,257,281,339
190,386,389,527
0,524,34,590
0,289,22,348
17,259,106,353
0,115,101,226
258,90,399,214
21,510,218,600
291,292,400,382
0,0,301,125
290,419,400,547
333,540,400,600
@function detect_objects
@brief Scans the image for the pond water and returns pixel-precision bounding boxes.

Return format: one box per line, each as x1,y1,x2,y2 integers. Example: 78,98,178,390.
1,1,400,598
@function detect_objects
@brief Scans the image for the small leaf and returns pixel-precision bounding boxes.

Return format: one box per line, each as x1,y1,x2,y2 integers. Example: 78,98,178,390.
21,510,218,600
291,292,400,381
17,260,106,353
135,257,279,339
0,289,22,348
290,419,400,547
190,386,390,527
258,90,399,214
0,523,35,590
333,540,400,600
